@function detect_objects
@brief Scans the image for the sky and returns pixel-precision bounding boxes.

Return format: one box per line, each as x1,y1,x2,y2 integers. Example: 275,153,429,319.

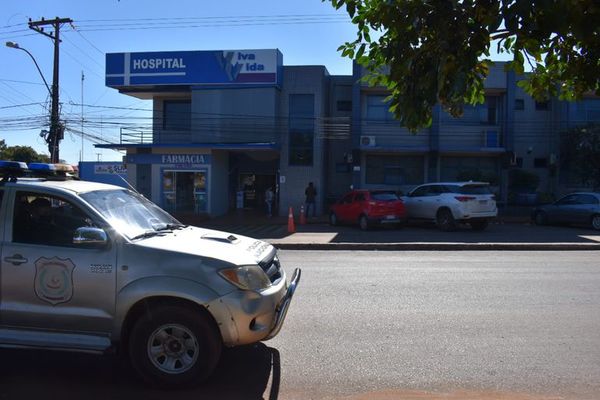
0,0,357,164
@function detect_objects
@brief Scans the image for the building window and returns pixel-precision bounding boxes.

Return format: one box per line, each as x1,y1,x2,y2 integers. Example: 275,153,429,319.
533,158,548,168
535,100,549,111
336,100,352,112
366,95,394,121
365,155,424,185
477,96,500,125
289,94,314,166
163,100,191,131
440,157,499,185
515,99,525,110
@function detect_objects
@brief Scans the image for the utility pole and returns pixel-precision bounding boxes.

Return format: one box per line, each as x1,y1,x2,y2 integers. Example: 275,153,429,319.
28,17,73,163
81,70,84,162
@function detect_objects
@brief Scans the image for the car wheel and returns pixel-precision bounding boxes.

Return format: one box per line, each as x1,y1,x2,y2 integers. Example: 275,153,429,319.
534,211,547,226
436,208,456,231
470,220,489,231
359,215,369,231
329,212,338,226
129,305,222,388
592,214,600,231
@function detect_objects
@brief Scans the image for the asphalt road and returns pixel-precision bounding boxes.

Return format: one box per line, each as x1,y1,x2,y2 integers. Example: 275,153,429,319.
0,251,598,400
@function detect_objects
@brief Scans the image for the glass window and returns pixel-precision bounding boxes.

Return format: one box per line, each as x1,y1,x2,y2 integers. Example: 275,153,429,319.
366,95,394,121
341,193,353,204
457,185,492,195
337,100,352,112
534,158,548,168
163,100,191,131
370,191,399,201
535,101,549,111
355,193,366,202
289,94,314,166
556,195,578,205
578,194,599,205
366,155,424,185
13,192,95,247
515,99,525,110
162,170,207,214
410,186,430,197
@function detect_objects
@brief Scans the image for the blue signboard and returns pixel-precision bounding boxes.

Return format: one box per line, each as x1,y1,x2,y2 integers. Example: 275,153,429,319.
106,49,282,88
126,153,211,165
79,162,129,188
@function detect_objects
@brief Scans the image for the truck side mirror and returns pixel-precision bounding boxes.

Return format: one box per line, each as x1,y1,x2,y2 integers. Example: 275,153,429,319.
73,227,108,247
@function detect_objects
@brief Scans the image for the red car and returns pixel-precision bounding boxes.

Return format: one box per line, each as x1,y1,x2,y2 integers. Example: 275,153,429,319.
329,190,406,230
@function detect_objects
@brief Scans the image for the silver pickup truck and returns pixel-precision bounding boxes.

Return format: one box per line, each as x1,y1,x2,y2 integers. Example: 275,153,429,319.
0,162,300,387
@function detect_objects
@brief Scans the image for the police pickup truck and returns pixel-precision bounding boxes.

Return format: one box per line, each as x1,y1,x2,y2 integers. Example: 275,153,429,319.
0,161,300,387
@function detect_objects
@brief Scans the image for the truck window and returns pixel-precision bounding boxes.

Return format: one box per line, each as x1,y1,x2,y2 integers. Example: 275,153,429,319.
13,191,93,247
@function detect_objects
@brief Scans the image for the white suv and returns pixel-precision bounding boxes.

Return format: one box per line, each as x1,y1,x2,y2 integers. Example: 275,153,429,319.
402,182,497,231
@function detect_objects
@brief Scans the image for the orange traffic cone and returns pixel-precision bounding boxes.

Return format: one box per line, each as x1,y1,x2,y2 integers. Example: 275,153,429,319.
287,206,296,233
299,204,306,225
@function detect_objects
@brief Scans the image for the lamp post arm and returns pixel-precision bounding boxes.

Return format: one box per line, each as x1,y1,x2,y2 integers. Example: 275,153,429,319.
16,46,52,97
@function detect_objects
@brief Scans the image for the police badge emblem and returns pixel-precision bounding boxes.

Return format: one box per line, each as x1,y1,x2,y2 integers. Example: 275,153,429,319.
34,257,75,305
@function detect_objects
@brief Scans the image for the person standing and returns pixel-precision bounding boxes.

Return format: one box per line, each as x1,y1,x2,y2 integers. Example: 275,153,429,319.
304,182,317,218
265,186,274,217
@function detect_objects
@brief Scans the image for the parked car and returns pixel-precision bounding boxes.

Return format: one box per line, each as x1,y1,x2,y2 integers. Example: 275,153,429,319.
329,189,406,230
0,161,300,387
402,182,497,231
532,192,600,230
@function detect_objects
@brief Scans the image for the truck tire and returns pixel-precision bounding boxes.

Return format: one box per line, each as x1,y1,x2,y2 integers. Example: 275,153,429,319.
128,305,222,388
436,208,457,232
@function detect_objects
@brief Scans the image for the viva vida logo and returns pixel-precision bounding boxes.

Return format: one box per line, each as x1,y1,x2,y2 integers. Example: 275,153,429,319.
216,52,265,81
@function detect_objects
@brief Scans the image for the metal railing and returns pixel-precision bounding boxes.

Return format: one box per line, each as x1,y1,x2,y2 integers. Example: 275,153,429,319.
120,127,153,144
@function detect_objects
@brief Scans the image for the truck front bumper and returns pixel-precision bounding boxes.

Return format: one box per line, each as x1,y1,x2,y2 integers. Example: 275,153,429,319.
215,267,301,346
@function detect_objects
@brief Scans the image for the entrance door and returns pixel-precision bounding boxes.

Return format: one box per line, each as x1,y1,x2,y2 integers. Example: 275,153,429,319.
162,170,207,214
239,174,276,214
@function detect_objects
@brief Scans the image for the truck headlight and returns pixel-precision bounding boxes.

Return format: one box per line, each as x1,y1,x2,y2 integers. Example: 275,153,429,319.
219,265,271,291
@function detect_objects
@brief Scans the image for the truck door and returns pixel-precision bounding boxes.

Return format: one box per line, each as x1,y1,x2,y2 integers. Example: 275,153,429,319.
1,190,117,334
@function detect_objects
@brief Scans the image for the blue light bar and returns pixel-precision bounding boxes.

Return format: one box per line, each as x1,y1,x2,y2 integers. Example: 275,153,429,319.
28,163,57,172
0,160,28,170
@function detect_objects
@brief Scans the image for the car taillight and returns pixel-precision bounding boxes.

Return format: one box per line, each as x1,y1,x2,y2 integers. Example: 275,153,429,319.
455,196,476,202
368,201,377,206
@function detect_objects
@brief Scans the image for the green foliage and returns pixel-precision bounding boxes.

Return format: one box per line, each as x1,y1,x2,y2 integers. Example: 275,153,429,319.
508,169,540,192
326,0,600,131
560,124,600,190
0,143,50,164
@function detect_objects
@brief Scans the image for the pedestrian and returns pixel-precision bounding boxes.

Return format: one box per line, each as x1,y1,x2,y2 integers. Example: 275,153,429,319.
265,186,274,217
304,182,317,218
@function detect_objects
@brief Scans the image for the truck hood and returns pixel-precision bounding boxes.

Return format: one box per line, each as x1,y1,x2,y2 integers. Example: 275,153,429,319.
132,225,275,265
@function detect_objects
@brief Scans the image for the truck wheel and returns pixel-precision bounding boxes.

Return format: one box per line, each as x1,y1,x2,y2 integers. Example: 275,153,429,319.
436,209,456,231
128,305,222,388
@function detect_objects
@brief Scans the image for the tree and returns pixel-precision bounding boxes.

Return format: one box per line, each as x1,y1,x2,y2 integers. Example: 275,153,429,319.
327,0,600,131
560,124,600,190
0,143,50,164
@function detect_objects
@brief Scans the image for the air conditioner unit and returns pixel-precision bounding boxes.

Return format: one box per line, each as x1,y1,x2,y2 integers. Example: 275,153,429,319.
483,130,499,147
360,135,376,147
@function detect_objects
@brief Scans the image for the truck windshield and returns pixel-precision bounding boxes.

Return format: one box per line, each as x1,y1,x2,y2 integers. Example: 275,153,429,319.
80,189,181,239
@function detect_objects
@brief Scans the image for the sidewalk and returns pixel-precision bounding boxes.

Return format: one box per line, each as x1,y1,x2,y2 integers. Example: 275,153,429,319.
193,210,600,251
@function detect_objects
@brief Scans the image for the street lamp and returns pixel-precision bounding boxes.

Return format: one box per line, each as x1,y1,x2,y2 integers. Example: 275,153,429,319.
5,41,52,97
6,40,61,162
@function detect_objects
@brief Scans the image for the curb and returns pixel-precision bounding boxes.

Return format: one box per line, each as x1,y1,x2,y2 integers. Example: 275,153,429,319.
272,242,600,251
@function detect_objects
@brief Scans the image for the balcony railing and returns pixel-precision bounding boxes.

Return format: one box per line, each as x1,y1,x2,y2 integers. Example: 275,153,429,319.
120,128,153,144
